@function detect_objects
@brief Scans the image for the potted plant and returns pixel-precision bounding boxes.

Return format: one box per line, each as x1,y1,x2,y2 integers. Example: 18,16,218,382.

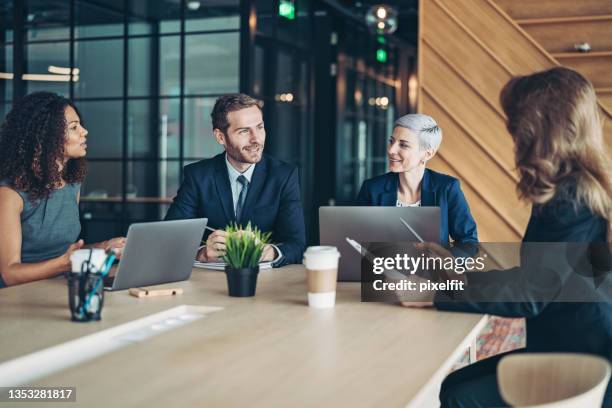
223,222,271,297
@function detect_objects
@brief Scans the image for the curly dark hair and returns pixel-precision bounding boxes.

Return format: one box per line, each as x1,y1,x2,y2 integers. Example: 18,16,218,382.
0,91,86,201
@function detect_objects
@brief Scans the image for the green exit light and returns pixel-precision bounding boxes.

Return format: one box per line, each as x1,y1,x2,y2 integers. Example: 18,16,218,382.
279,0,296,20
376,49,388,63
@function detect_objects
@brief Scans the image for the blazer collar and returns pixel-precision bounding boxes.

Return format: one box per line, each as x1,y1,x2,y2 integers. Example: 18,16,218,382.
421,168,437,207
381,169,437,207
381,173,399,206
213,153,269,226
239,155,268,224
213,153,235,224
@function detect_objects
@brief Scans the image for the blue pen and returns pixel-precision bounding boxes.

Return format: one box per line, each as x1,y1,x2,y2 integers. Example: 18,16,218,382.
82,251,116,314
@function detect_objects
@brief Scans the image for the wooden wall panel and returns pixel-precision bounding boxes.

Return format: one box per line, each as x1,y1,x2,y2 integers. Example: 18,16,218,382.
557,56,612,87
523,20,612,53
420,0,611,242
495,0,612,19
427,156,523,243
441,0,552,73
421,44,516,176
598,93,612,114
422,94,529,234
422,1,511,107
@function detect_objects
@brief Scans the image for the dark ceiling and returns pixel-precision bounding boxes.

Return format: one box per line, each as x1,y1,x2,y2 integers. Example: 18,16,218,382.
0,0,418,45
326,0,419,46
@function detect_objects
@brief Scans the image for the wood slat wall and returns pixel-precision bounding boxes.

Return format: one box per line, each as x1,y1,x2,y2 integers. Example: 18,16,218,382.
556,55,612,87
419,0,611,242
427,156,523,243
438,0,552,73
599,93,612,114
495,0,612,19
521,19,612,53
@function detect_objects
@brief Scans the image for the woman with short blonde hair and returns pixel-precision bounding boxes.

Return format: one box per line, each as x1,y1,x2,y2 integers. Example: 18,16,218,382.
356,113,478,246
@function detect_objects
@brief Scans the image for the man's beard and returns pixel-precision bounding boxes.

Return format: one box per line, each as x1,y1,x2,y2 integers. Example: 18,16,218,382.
226,141,263,164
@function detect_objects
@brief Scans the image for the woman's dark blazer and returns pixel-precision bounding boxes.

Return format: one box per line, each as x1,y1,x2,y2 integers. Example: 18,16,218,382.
355,169,478,245
435,196,611,403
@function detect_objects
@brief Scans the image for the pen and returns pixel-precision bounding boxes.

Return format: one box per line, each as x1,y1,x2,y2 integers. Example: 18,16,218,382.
399,218,442,259
345,237,376,263
399,217,424,243
345,237,406,280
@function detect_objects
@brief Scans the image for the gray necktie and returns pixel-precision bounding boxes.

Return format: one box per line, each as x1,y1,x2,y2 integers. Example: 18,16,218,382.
235,175,249,222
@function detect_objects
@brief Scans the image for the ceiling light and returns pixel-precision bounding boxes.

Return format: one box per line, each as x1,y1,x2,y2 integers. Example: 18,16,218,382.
365,4,398,35
187,1,201,11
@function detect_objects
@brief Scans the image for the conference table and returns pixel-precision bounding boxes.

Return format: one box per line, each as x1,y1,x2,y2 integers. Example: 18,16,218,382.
0,265,487,407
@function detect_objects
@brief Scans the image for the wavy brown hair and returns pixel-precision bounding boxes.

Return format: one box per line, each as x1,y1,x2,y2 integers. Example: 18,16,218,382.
0,91,86,201
500,67,611,221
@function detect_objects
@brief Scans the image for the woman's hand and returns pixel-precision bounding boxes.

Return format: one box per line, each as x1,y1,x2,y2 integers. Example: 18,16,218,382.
388,271,436,305
414,242,453,258
101,237,126,259
58,239,85,271
414,241,467,284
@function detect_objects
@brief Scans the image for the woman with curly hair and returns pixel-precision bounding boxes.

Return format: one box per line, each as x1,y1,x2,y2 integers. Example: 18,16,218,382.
0,91,125,288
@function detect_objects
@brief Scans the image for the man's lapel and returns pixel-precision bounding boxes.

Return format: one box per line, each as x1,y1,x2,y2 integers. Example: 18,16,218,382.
239,156,268,224
213,154,236,225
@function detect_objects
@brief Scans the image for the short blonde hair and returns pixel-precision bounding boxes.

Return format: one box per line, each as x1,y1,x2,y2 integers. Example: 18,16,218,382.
394,113,442,151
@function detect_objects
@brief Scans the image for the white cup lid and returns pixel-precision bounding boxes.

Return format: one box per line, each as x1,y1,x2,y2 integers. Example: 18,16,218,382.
304,246,340,258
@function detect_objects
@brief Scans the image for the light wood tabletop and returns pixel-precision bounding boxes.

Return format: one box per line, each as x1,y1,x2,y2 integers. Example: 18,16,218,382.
0,265,487,408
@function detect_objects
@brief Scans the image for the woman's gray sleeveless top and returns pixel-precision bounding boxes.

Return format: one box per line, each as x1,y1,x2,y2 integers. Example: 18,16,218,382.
0,181,81,263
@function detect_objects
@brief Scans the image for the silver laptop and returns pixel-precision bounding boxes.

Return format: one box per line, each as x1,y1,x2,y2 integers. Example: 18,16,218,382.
105,218,207,291
319,207,440,281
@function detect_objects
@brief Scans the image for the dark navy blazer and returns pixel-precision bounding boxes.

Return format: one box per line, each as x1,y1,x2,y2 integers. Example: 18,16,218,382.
435,196,612,404
355,169,478,245
165,153,306,267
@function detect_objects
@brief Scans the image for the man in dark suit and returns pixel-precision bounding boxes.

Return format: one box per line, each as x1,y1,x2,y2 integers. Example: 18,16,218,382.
165,93,306,267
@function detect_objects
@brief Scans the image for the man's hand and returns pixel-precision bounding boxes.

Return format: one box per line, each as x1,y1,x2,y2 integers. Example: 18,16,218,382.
260,244,277,262
203,229,227,262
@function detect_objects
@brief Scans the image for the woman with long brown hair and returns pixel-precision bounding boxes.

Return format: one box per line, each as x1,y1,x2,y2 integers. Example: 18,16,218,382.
405,67,611,407
0,92,125,288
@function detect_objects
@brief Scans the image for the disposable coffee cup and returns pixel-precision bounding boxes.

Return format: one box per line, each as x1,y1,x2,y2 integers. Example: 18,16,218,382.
70,249,107,273
303,246,341,308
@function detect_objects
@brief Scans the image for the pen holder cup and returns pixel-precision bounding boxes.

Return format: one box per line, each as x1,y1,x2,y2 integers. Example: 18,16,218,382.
67,271,105,322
